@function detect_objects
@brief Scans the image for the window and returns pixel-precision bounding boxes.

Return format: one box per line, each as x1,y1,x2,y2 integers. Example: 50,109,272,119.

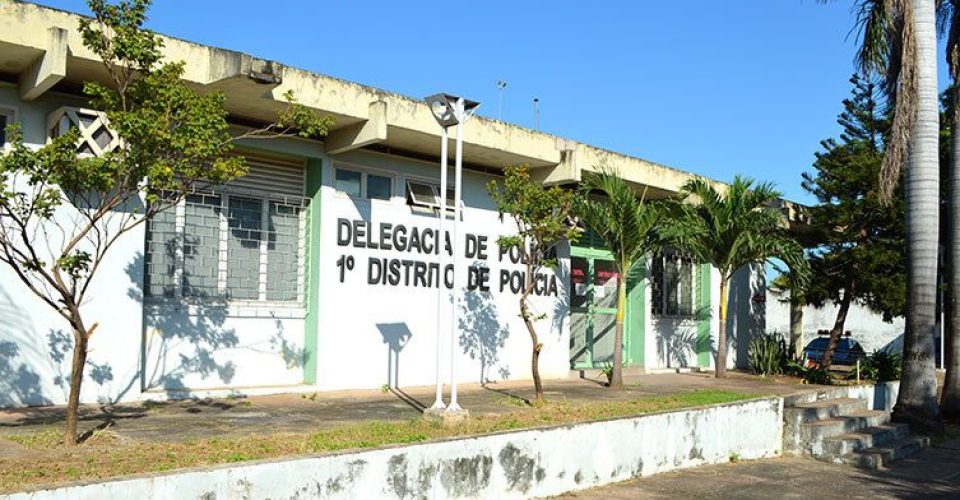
334,166,393,201
651,250,697,317
0,107,16,146
405,180,455,210
145,158,308,304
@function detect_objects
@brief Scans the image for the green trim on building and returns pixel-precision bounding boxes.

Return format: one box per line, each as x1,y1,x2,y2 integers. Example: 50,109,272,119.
625,261,645,367
697,262,712,368
303,158,323,384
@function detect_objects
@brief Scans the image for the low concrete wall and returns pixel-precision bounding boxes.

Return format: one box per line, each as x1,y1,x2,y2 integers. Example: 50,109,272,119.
6,398,784,500
783,382,900,413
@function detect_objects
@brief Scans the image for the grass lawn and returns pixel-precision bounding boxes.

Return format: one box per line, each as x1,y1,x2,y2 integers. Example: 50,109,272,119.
0,389,759,493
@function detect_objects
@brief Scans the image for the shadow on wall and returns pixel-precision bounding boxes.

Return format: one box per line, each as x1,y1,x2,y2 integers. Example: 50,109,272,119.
726,264,766,370
127,252,306,398
0,286,51,407
458,285,510,384
653,319,698,369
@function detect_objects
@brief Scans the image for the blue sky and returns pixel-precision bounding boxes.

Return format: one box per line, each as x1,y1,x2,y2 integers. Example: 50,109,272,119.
34,1,954,203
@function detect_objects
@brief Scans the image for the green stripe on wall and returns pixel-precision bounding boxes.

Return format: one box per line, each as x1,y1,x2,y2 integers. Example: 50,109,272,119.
303,158,323,384
697,262,712,368
625,261,645,367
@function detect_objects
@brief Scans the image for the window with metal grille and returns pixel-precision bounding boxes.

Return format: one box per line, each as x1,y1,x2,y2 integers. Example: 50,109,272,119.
144,156,308,305
0,107,16,146
651,250,697,317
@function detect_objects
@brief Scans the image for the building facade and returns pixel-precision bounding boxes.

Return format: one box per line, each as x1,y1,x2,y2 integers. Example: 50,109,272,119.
0,3,774,408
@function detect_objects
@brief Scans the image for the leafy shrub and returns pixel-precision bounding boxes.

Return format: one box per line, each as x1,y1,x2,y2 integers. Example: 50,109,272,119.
783,356,833,385
748,332,787,376
856,350,902,382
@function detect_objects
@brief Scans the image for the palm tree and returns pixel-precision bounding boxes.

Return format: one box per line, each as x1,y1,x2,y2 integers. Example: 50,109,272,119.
845,0,944,431
938,0,960,420
666,176,807,377
577,170,662,389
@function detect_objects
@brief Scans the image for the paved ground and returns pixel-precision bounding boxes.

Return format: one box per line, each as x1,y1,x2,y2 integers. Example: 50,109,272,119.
557,438,960,500
0,371,808,444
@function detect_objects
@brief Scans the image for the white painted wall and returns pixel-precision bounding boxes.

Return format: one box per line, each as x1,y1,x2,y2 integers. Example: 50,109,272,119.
765,289,904,354
645,263,765,371
0,85,146,407
313,150,570,391
5,397,784,500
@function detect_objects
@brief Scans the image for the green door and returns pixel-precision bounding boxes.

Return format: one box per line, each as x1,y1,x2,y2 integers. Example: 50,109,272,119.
569,253,621,369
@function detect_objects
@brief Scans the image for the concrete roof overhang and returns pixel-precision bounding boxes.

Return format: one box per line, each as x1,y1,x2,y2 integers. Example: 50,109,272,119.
0,1,809,223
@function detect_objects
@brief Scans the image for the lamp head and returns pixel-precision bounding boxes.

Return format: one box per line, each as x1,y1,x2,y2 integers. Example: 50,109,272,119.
425,93,481,128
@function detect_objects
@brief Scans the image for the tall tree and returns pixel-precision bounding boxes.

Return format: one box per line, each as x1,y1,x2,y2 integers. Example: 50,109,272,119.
665,177,808,377
938,0,960,420
488,165,579,404
0,0,330,445
802,74,906,368
576,171,662,389
843,0,944,431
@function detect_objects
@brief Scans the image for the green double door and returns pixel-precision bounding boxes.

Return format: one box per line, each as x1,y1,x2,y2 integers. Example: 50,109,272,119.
569,249,644,369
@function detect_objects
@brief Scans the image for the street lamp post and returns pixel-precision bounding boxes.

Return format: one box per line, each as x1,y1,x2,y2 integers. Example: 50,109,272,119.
424,93,479,420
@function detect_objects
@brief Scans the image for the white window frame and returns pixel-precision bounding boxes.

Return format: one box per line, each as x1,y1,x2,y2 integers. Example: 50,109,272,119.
332,163,396,203
0,106,18,149
404,174,458,212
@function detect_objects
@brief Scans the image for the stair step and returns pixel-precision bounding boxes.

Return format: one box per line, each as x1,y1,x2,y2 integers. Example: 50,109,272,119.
785,397,868,423
844,436,931,469
801,409,890,442
821,423,911,456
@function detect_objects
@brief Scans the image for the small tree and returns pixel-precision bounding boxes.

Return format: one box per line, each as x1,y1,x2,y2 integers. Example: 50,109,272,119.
488,165,579,404
0,0,330,445
576,170,661,389
666,176,808,378
802,74,905,368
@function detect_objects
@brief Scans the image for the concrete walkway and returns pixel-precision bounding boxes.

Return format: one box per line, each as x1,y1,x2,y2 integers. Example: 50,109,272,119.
557,437,960,499
0,371,808,443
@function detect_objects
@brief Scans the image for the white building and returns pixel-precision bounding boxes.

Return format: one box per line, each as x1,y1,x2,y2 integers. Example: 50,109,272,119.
0,2,782,407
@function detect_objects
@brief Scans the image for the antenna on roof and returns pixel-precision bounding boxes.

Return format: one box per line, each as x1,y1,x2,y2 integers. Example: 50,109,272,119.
533,97,540,130
496,80,507,121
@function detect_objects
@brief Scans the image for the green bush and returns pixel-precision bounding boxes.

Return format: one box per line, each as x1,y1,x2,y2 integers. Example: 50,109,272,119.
856,350,902,382
783,355,833,385
748,332,787,376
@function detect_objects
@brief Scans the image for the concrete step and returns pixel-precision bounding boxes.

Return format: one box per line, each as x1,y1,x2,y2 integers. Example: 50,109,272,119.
820,423,911,456
785,397,868,424
800,409,891,443
843,436,931,469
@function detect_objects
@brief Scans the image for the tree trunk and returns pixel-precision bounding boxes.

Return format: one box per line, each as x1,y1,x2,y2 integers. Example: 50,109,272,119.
789,294,803,359
821,283,853,369
520,259,543,404
610,269,627,390
941,81,960,420
894,0,944,434
64,327,89,446
716,276,728,378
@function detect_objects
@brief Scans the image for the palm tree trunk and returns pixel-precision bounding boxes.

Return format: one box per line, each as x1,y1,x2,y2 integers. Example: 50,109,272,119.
941,82,960,420
789,294,804,358
716,275,728,378
610,268,626,390
821,282,854,369
894,0,944,433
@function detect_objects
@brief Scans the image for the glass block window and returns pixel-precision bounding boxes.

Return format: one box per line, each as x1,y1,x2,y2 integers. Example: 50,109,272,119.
651,250,697,317
144,157,308,305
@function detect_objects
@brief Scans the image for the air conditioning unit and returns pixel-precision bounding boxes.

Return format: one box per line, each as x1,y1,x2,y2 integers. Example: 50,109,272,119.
47,106,122,157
